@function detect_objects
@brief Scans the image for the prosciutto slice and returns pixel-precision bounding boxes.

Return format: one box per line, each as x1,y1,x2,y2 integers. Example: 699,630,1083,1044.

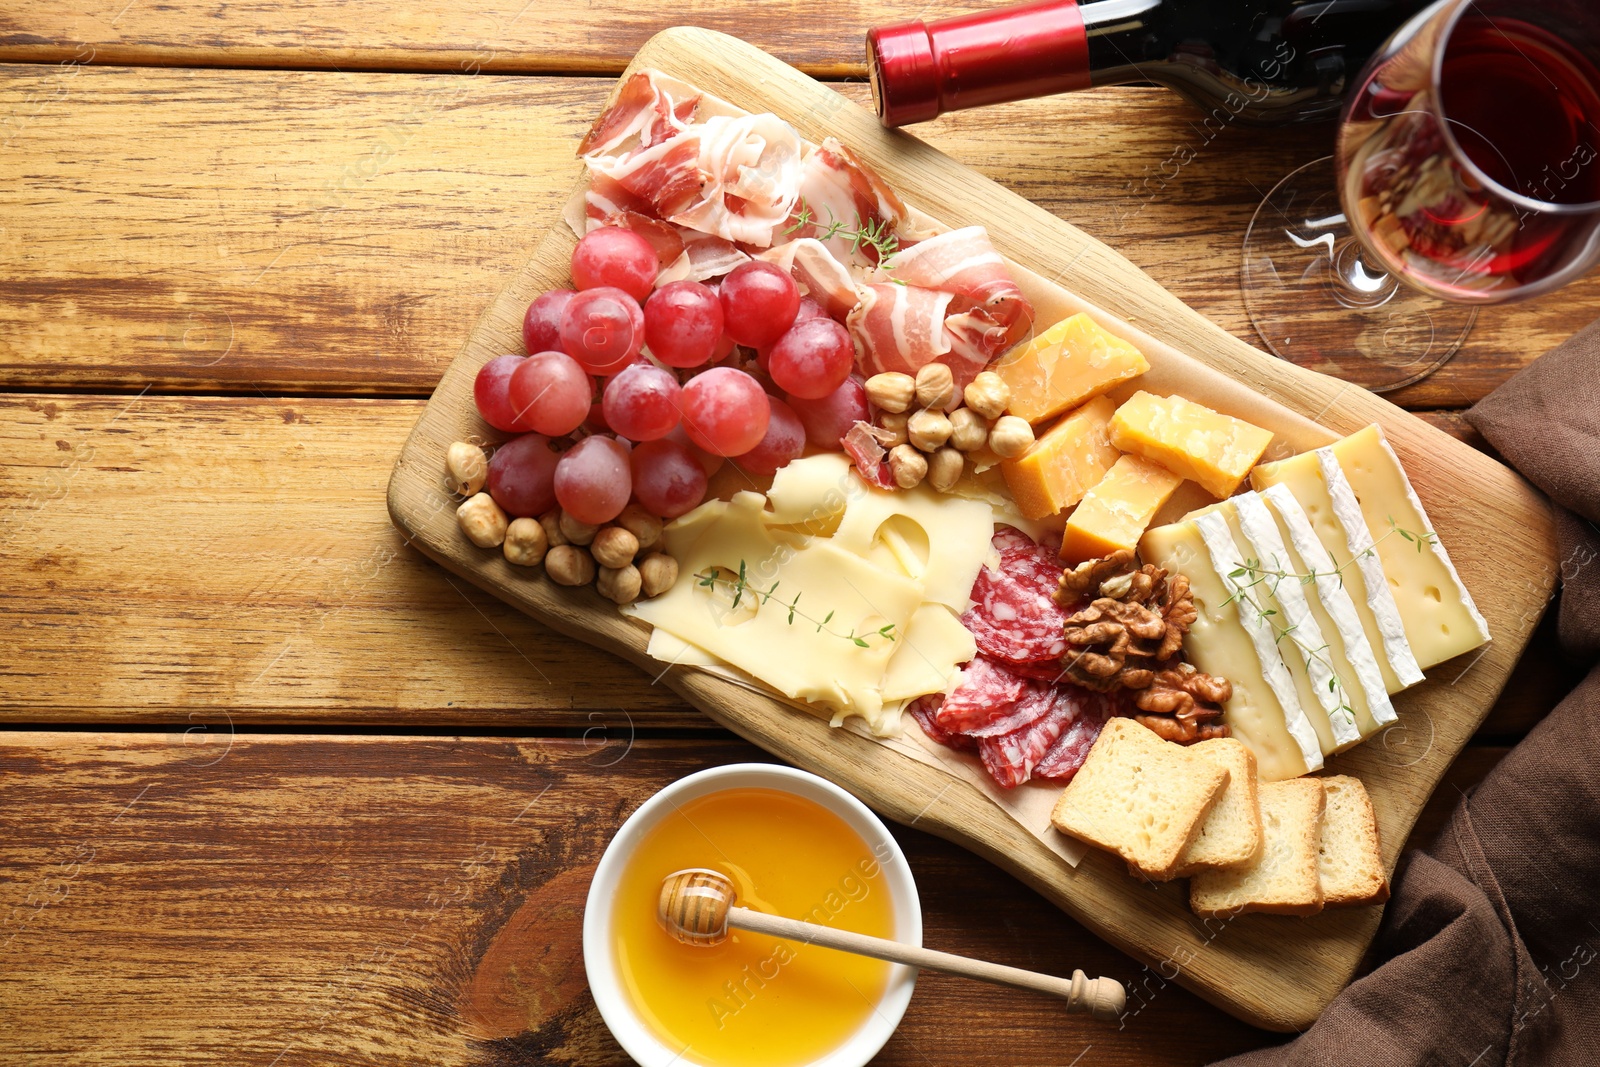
846,283,954,378
878,226,1035,356
784,138,910,269
756,238,858,321
577,71,701,157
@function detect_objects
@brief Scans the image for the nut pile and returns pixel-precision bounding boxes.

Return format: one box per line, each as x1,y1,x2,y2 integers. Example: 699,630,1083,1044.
863,366,1036,492
449,441,678,605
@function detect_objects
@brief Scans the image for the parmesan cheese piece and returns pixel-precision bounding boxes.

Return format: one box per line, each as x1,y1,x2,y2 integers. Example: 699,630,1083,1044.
1110,391,1274,499
1141,518,1319,782
1329,424,1490,669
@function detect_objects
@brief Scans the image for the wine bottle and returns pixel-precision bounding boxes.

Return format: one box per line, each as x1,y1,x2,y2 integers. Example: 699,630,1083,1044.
867,0,1430,127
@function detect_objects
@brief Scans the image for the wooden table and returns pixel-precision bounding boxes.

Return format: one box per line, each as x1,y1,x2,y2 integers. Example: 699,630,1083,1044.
0,5,1589,1064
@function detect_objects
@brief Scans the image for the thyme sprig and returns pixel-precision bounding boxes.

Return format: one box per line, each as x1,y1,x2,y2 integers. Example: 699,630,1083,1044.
694,560,897,648
782,200,900,263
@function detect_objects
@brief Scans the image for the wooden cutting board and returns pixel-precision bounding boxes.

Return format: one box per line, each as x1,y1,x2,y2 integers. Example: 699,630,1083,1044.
387,27,1557,1032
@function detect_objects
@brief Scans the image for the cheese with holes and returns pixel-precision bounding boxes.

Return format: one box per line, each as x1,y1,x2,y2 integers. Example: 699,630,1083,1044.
1110,391,1274,498
992,312,1150,424
1059,453,1183,565
1140,517,1320,781
1232,492,1365,752
1001,395,1120,520
1251,449,1425,693
1330,424,1490,669
626,491,923,730
881,604,975,703
1260,483,1397,734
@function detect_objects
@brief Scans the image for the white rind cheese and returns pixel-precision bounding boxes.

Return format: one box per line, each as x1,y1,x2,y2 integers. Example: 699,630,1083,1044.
1330,424,1490,670
1194,511,1326,776
1233,492,1364,751
1261,483,1398,731
1315,449,1426,689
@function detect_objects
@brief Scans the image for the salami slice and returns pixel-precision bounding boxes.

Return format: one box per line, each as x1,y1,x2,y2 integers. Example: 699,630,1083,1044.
977,703,1071,789
907,694,977,753
965,682,1054,738
960,529,1069,665
934,655,1027,733
1033,690,1116,783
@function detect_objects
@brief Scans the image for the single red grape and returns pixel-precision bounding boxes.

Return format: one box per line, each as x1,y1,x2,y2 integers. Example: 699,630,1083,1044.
487,433,560,517
602,363,682,442
787,375,868,449
506,350,591,437
644,280,724,368
571,226,658,303
664,424,725,478
719,261,800,348
474,354,536,432
735,396,806,475
560,287,645,376
767,317,855,400
523,289,575,355
631,439,709,519
553,435,632,525
795,296,826,322
679,367,771,457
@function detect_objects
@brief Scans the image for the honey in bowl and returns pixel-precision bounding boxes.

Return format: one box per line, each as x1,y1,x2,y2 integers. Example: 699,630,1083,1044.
611,786,899,1067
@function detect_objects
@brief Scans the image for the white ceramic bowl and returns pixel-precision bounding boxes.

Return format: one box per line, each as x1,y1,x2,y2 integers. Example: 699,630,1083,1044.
583,763,922,1067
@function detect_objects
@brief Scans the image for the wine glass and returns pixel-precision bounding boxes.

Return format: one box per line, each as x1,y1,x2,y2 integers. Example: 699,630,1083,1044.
1242,0,1600,393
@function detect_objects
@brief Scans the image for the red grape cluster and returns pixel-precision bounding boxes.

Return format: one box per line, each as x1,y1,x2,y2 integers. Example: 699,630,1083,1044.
472,225,870,528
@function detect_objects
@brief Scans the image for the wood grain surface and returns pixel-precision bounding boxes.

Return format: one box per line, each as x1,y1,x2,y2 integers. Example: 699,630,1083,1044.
387,27,1559,1031
0,733,1507,1066
1,66,1593,405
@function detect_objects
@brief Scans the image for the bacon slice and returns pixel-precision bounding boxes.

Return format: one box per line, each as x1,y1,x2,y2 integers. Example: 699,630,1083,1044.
846,283,954,378
786,138,909,269
578,71,700,157
756,239,858,321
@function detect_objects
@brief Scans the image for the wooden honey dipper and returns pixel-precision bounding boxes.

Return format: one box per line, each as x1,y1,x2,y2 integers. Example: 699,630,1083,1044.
658,869,1127,1022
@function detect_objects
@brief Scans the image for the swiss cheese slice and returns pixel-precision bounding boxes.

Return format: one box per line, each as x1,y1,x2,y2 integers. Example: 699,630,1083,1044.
1329,424,1490,669
1231,492,1364,752
1140,518,1319,782
1251,450,1425,693
881,604,976,703
1260,483,1397,734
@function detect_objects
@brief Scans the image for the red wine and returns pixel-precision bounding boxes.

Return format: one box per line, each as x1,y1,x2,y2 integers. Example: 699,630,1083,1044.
868,0,1430,128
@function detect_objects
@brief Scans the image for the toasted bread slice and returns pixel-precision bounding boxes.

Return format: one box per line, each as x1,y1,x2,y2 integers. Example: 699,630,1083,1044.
1173,738,1263,876
1318,775,1389,906
1190,778,1326,917
1051,717,1229,881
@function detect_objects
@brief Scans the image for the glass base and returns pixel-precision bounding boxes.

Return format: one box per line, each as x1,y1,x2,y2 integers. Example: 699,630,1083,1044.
1242,157,1476,394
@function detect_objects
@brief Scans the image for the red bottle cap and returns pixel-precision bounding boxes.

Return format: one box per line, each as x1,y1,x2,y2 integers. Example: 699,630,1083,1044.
867,0,1091,127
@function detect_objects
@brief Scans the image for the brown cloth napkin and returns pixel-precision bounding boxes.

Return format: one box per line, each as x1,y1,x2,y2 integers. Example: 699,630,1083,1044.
1211,322,1600,1067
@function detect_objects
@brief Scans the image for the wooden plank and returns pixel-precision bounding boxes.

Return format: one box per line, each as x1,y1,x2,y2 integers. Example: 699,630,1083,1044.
0,1,981,77
0,393,1566,735
1,65,1590,404
387,28,1560,1032
0,733,1277,1065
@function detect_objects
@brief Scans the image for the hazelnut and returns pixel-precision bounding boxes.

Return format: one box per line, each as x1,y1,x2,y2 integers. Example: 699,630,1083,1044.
445,441,487,496
864,372,915,414
988,415,1036,459
888,444,928,489
597,564,643,605
615,503,663,552
914,363,956,411
457,493,508,548
591,526,640,569
927,447,964,493
638,552,679,598
963,371,1011,420
559,511,600,546
545,544,595,586
877,410,910,448
503,517,548,567
948,407,991,452
539,509,570,548
906,408,952,452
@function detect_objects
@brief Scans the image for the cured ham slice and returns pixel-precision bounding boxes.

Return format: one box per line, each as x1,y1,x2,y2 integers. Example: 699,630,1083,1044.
583,173,687,271
578,71,700,157
842,420,895,490
847,283,954,377
658,228,750,285
879,226,1035,354
756,239,858,321
785,138,910,268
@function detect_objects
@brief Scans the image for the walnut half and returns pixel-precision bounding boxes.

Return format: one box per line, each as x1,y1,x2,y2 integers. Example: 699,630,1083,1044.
1131,663,1233,744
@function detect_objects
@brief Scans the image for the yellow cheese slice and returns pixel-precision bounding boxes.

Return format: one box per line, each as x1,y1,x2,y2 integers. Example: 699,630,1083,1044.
1060,453,1183,565
829,482,995,613
881,604,976,704
1110,390,1274,499
1329,424,1490,670
1141,518,1318,781
992,312,1151,425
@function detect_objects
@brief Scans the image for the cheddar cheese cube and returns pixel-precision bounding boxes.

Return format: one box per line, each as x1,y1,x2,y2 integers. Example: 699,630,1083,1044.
993,313,1150,425
1000,395,1119,521
1060,453,1183,564
1110,391,1273,499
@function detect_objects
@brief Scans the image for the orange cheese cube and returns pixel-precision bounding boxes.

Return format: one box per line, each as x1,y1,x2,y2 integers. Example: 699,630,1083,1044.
1109,391,1273,499
1060,454,1184,564
993,313,1150,425
1000,395,1120,521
